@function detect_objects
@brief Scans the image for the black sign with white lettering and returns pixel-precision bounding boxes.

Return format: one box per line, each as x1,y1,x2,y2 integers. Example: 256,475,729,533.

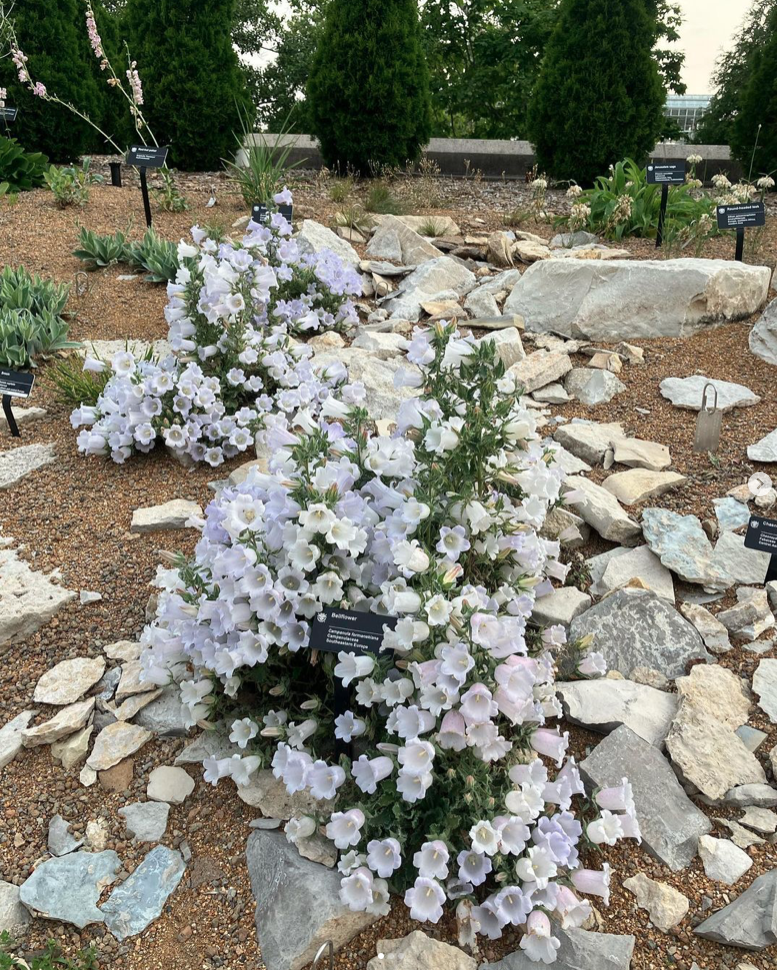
717,202,766,230
744,515,777,555
0,107,18,122
647,162,686,185
309,608,396,656
0,369,34,399
252,203,293,225
126,145,169,168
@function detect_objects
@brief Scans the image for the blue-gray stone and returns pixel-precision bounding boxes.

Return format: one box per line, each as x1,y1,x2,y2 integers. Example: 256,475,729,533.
694,869,777,949
19,851,120,928
714,497,752,533
47,815,83,857
101,846,185,940
479,926,634,969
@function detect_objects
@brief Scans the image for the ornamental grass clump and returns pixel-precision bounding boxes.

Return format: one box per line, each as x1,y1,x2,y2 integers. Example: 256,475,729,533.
71,191,363,466
138,324,638,959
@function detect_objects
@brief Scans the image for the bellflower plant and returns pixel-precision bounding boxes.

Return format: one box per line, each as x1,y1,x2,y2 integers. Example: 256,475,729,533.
138,324,631,960
71,195,363,464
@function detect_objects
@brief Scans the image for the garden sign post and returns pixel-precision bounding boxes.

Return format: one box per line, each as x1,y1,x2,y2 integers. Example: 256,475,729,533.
126,145,169,228
646,162,686,249
0,369,35,439
252,202,294,226
745,514,777,584
716,202,766,262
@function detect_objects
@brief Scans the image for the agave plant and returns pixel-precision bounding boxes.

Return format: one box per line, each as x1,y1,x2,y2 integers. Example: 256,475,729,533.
124,228,179,283
0,307,79,368
73,228,130,270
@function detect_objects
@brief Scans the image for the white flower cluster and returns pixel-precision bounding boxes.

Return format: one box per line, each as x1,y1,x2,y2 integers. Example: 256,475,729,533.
138,324,634,960
72,190,363,465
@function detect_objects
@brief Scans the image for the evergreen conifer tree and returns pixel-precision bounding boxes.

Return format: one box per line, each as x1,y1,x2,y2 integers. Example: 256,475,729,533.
731,5,777,175
307,0,432,173
527,0,665,185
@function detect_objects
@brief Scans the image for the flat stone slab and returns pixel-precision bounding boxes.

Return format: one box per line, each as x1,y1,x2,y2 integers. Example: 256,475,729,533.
296,219,361,268
87,722,153,771
612,438,671,471
642,508,727,588
660,375,761,412
694,869,777,949
373,932,476,970
593,544,675,602
0,548,76,649
603,469,686,506
0,879,30,935
33,657,106,706
565,476,641,544
698,835,753,885
581,725,711,871
753,659,777,723
509,350,572,393
48,815,84,857
134,686,189,737
130,500,202,533
19,850,120,928
713,532,771,587
558,678,678,746
383,256,476,322
532,586,591,628
119,802,170,842
101,845,185,940
147,765,195,804
0,710,35,769
568,588,710,680
714,497,751,532
0,443,56,490
479,926,634,970
554,420,626,465
22,698,95,748
247,830,377,970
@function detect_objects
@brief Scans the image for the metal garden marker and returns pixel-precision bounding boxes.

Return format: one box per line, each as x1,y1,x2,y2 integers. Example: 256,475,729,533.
312,941,334,970
0,369,35,439
693,383,722,454
716,202,766,261
646,162,686,249
125,145,169,227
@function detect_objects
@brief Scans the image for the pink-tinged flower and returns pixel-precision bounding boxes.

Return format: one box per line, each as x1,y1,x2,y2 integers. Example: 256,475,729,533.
554,885,592,929
413,840,449,880
126,63,144,105
325,809,365,849
32,82,47,98
404,877,446,923
339,867,374,912
437,710,467,751
595,778,634,814
366,838,402,878
530,728,569,767
351,755,393,794
571,864,611,906
519,910,560,965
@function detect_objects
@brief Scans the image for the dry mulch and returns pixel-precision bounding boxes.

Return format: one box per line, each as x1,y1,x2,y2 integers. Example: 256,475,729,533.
1,171,777,970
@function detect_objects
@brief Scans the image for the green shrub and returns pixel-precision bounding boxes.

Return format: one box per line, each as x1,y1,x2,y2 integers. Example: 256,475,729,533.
307,0,432,174
73,227,129,269
0,264,70,318
574,158,715,240
49,354,111,406
125,228,179,282
44,158,103,207
527,0,665,185
0,135,49,192
731,5,777,175
152,169,189,213
364,182,405,214
0,265,75,368
224,109,303,206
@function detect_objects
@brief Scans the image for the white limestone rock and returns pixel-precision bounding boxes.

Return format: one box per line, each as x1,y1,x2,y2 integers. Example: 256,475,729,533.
33,657,106,706
660,375,761,412
0,443,56,490
0,548,76,649
603,469,686,506
130,500,202,533
532,586,591,628
698,835,753,885
565,476,642,544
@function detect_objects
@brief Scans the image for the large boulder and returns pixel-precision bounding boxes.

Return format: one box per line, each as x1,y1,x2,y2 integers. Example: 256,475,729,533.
295,220,361,269
246,830,377,970
557,678,678,747
504,258,771,340
313,348,420,421
367,215,445,266
750,298,777,365
694,869,777,949
382,257,476,322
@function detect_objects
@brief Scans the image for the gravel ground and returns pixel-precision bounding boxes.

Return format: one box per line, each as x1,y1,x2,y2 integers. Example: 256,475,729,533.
1,170,777,970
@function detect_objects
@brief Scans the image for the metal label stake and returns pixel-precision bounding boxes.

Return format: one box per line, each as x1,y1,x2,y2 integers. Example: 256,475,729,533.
312,941,334,970
2,395,19,437
693,383,722,454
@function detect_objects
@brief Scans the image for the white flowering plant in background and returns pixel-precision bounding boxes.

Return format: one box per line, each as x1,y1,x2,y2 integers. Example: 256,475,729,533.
71,194,364,466
138,324,638,960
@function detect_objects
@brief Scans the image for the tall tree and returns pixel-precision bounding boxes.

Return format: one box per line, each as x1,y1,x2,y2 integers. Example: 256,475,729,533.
307,0,432,172
124,0,251,170
731,3,777,174
695,0,775,146
0,0,104,160
527,0,665,184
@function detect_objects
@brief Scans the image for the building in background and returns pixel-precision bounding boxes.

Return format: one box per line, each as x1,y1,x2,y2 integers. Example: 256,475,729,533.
664,94,712,138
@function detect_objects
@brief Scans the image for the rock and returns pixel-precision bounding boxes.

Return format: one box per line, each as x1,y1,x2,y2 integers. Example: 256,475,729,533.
314,348,420,421
98,757,134,793
679,603,732,654
101,845,186,941
736,725,768,753
0,443,56,489
295,832,338,868
566,368,626,406
0,548,76,649
351,332,407,358
236,769,332,820
716,818,766,849
487,231,514,268
33,657,106,706
594,545,675,603
0,710,34,769
554,420,626,465
632,667,671,691
295,220,361,269
476,328,525,368
48,815,83,857
570,588,709,680
660,376,761,412
666,704,766,800
119,802,170,844
19,850,120,928
603,469,685,506
366,226,402,262
612,438,671,471
0,880,30,935
694,869,777,949
308,331,346,351
718,588,775,641
111,688,164,721
79,590,102,605
87,722,152,771
748,428,777,463
465,286,500,319
246,830,377,970
675,664,751,730
130,500,202,533
80,766,97,787
84,818,109,852
622,872,689,931
480,926,634,970
0,405,46,432
565,476,641,544
714,498,752,533
175,725,239,766
642,508,727,588
581,725,711,870
540,506,590,549
532,587,591,627
133,686,189,737
714,533,771,588
557,679,678,746
740,806,777,834
588,351,623,373
533,383,570,404
367,216,443,266
104,640,142,663
722,785,777,808
508,351,572,393
22,698,94,748
369,931,476,970
393,214,461,237
504,258,771,340
551,231,600,249
383,257,476,322
753,659,777,722
147,765,195,804
750,298,777,364
51,724,93,770
698,835,753,885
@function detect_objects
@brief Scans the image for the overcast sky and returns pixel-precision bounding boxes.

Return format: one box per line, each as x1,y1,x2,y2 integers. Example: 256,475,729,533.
678,0,750,92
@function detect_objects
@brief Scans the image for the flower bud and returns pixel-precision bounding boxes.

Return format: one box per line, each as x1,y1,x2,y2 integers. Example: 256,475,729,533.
269,685,286,697
465,775,475,788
